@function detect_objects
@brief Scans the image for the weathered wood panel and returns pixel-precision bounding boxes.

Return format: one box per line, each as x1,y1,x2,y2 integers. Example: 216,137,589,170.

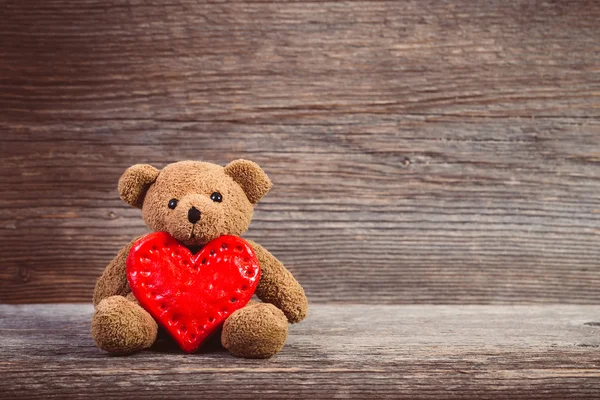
1,0,599,303
1,304,600,399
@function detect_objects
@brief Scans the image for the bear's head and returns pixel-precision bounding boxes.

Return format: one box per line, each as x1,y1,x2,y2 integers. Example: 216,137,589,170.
117,160,272,247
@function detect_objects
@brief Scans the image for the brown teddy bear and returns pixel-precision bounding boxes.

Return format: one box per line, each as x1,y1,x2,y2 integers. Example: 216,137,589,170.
91,159,308,358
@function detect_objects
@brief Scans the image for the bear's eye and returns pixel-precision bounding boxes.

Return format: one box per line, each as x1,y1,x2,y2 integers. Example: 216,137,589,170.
210,192,223,203
168,199,178,209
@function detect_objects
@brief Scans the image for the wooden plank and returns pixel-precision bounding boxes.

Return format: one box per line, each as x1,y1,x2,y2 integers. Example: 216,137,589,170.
2,118,600,304
1,304,600,399
1,0,599,120
1,0,600,304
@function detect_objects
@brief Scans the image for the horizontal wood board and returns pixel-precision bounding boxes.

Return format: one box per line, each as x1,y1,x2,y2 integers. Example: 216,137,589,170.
2,304,600,399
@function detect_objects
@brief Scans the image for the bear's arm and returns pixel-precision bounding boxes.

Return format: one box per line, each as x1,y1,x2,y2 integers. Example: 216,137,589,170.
92,237,141,306
247,240,308,323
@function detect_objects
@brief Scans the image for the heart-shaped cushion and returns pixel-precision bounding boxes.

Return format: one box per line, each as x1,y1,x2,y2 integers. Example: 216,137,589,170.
126,232,260,352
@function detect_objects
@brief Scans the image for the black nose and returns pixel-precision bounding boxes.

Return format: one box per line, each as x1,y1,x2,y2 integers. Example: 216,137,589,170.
187,207,201,224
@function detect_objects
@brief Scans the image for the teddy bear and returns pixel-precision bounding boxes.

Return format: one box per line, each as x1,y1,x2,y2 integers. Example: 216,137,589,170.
91,159,308,358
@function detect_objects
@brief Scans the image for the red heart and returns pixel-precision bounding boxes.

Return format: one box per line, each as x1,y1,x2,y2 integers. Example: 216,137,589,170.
126,232,260,353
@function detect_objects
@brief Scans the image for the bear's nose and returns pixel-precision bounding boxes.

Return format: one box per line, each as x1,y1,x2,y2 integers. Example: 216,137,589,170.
187,207,201,224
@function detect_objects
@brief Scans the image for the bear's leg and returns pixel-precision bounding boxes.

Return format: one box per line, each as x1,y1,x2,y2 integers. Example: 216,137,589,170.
221,302,288,358
91,295,158,354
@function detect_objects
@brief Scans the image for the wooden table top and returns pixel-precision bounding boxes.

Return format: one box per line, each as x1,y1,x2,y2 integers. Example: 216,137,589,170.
2,304,600,399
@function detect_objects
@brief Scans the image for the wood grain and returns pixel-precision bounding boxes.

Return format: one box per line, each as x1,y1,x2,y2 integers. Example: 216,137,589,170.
1,0,599,303
2,304,600,399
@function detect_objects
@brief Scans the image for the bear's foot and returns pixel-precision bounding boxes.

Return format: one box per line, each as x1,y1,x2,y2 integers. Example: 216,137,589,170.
91,295,158,354
221,302,288,358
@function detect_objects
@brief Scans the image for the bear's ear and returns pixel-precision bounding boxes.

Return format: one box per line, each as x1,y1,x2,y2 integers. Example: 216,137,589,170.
118,164,160,208
224,159,272,204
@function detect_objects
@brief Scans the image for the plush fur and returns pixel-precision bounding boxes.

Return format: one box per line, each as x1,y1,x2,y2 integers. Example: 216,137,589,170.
222,302,288,359
92,159,308,358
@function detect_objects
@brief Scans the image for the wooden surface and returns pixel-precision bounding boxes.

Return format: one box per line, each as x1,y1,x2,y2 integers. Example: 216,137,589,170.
1,0,600,304
1,304,600,399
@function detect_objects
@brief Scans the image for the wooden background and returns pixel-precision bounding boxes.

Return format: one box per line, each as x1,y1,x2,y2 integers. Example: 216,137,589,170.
1,0,599,305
